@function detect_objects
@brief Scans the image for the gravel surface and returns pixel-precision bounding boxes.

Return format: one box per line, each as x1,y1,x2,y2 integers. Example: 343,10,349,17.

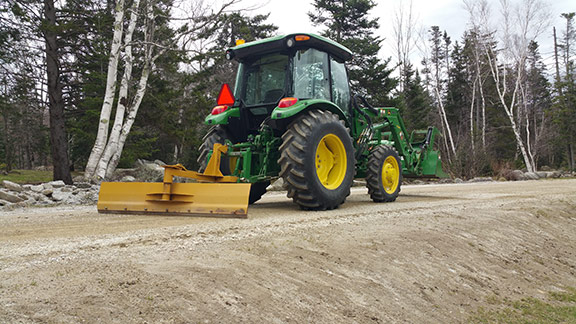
1,179,575,323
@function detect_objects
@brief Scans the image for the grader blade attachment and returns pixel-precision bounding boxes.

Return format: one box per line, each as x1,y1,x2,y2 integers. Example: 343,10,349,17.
97,181,251,217
97,144,251,218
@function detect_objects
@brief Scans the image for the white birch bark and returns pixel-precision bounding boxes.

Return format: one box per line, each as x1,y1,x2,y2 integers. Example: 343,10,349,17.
84,0,125,178
95,0,141,179
470,77,477,153
105,60,153,178
433,86,456,156
103,0,158,178
485,49,535,172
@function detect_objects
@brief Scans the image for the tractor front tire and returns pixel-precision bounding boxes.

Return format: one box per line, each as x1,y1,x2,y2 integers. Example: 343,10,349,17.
366,145,402,202
279,110,355,210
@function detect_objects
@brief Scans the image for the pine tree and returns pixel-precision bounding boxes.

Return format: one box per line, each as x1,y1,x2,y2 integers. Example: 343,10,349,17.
183,12,278,168
553,12,576,170
524,41,552,168
398,63,432,131
308,0,397,106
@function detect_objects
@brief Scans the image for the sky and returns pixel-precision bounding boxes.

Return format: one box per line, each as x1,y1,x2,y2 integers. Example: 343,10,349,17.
245,0,574,68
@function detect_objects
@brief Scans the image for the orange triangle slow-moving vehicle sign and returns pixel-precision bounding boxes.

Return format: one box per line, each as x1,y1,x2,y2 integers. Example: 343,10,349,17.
217,83,235,106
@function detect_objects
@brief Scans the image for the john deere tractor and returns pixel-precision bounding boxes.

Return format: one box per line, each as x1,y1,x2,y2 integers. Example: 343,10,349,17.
97,33,448,217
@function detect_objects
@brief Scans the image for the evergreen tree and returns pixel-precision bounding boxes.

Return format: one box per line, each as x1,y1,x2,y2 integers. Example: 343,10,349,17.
183,12,278,168
524,41,553,168
308,0,397,106
553,12,576,170
398,63,432,131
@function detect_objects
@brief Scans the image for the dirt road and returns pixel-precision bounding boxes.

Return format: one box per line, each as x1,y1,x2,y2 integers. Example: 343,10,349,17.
1,179,575,323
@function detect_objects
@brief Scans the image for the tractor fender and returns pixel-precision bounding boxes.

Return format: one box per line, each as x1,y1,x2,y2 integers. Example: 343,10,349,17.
271,99,350,127
205,107,241,125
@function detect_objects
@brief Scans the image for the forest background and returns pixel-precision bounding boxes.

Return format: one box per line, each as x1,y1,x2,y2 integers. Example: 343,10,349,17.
0,0,574,183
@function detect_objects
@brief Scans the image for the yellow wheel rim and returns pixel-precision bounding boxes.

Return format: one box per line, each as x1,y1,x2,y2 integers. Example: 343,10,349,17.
382,156,400,194
315,134,347,190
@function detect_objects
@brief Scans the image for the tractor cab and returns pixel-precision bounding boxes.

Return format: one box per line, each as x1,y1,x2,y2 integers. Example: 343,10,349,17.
207,34,354,141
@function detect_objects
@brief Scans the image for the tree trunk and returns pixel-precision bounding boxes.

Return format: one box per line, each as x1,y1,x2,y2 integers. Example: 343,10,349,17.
44,0,72,184
569,143,575,171
95,0,142,180
84,0,126,179
104,58,152,179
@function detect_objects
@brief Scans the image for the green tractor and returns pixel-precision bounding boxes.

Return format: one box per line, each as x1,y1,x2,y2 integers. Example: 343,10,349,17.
97,33,448,217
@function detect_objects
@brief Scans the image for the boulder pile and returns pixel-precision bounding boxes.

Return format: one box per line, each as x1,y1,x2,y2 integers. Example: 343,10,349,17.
0,180,99,210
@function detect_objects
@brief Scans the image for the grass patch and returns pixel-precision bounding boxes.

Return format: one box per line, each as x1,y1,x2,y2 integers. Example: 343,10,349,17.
470,288,576,323
0,170,54,184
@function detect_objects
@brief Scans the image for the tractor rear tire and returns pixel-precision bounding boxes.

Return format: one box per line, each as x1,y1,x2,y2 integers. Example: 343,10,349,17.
279,110,355,210
366,145,402,202
197,125,234,174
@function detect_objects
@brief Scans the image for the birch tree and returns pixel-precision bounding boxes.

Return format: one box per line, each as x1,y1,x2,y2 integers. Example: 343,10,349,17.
391,0,419,93
463,0,492,152
85,0,240,180
480,0,550,172
422,26,456,157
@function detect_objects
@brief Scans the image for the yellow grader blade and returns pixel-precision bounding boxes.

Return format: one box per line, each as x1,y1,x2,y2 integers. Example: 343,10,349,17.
97,144,251,218
97,181,251,217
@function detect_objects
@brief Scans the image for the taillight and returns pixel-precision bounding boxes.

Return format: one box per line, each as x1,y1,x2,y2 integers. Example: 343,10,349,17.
211,105,228,115
278,97,298,108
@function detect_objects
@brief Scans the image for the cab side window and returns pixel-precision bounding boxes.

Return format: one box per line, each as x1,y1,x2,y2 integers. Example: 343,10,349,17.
330,57,350,111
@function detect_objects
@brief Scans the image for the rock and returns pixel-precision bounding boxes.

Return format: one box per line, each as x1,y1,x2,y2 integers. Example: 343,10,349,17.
497,177,507,181
540,165,552,171
75,182,92,189
121,175,136,182
29,193,43,201
0,199,12,206
17,193,30,200
42,189,54,196
524,172,540,180
0,189,24,203
134,159,164,182
412,180,425,185
438,178,453,184
51,190,71,202
154,159,167,166
31,185,44,192
267,178,285,191
43,183,53,190
61,187,73,193
73,175,86,183
469,177,493,183
79,191,99,204
507,170,526,181
536,171,548,179
48,180,66,188
548,171,562,178
22,184,32,191
352,179,367,187
2,180,23,192
453,178,464,183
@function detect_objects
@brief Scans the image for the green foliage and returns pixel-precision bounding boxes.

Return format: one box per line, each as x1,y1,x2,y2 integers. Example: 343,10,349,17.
309,0,397,106
397,63,432,131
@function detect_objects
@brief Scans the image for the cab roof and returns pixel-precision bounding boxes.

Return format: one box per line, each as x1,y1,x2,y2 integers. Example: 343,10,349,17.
227,33,353,62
